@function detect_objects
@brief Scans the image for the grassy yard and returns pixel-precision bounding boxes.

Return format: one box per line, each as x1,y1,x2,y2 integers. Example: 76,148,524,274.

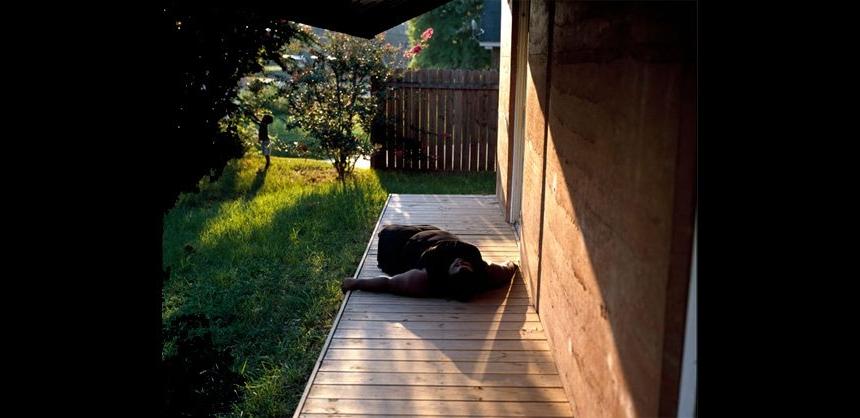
162,156,495,417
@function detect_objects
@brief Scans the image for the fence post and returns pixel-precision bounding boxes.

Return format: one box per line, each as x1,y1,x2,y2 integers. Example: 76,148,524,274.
370,76,386,168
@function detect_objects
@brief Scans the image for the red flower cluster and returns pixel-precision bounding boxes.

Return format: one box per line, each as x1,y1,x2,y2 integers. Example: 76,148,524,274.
404,27,434,59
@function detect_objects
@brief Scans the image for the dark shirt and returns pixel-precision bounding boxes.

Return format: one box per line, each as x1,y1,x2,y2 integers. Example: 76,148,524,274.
259,123,269,143
377,224,441,274
377,224,489,300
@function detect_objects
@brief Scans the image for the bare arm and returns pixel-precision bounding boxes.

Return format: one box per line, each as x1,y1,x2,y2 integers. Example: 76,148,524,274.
485,261,519,289
342,269,432,297
237,104,262,125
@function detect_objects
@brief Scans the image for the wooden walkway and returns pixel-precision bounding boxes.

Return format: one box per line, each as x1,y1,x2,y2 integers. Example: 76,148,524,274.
294,194,573,417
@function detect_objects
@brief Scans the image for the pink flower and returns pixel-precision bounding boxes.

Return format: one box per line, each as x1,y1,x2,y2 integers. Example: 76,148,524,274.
421,28,434,42
410,45,423,54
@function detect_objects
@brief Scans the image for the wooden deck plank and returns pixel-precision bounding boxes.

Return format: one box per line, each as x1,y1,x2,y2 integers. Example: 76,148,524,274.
307,385,569,402
324,349,554,363
348,289,530,300
331,333,546,343
312,371,562,387
339,313,542,322
332,329,546,340
318,360,558,374
351,290,526,299
342,304,535,314
345,298,532,306
345,299,531,306
335,321,541,331
301,399,573,416
327,338,550,351
295,194,572,418
300,415,571,418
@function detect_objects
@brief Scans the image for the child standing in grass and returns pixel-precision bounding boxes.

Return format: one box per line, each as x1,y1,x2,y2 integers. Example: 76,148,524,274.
258,114,274,169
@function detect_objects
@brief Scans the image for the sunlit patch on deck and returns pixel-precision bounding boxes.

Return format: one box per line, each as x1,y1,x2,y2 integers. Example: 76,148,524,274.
294,194,573,417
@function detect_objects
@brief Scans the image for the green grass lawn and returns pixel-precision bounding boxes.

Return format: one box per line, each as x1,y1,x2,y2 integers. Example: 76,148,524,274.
162,156,495,417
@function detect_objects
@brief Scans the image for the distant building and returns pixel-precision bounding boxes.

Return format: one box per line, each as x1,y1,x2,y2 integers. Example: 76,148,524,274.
477,0,501,69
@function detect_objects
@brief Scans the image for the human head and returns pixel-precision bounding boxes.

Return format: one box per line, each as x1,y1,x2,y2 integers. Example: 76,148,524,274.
262,115,274,124
446,258,482,301
448,257,474,277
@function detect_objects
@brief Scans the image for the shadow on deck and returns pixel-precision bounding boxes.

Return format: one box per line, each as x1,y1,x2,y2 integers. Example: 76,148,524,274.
294,194,573,417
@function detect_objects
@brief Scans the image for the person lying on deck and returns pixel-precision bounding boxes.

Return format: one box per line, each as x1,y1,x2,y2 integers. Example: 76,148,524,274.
341,224,519,301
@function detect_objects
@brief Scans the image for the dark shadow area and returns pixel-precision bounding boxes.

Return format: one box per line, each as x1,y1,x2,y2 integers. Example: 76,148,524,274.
179,166,241,210
162,314,245,417
243,167,269,201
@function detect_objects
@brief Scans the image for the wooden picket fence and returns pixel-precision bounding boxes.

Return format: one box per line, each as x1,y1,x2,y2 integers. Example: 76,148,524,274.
370,69,499,171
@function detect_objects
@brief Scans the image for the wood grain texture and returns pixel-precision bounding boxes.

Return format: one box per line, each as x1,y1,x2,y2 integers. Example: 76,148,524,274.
295,195,572,417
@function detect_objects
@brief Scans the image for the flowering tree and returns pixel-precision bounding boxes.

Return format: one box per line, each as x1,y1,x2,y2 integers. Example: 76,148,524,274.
404,28,434,59
277,30,397,184
405,0,490,69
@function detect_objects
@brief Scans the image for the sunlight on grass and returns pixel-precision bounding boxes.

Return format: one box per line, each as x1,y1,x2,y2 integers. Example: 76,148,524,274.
199,194,290,249
163,155,495,416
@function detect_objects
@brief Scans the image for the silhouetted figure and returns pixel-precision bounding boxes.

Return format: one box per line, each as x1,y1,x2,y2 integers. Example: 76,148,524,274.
341,225,518,301
251,114,274,169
